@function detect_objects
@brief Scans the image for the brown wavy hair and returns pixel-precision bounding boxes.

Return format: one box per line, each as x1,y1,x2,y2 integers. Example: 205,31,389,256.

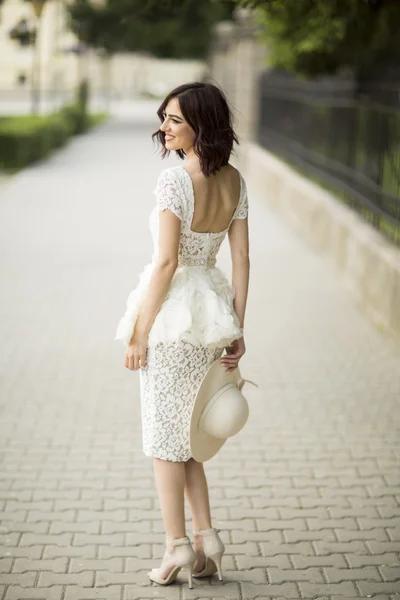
151,81,239,177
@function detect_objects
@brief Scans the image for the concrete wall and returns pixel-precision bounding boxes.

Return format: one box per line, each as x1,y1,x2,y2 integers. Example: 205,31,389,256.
239,142,400,342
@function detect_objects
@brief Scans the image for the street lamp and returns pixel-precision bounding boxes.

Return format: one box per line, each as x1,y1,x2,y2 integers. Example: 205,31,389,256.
74,19,90,86
25,0,48,114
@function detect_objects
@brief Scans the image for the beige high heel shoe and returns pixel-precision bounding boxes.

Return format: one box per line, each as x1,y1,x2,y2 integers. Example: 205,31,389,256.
148,536,196,588
192,527,225,580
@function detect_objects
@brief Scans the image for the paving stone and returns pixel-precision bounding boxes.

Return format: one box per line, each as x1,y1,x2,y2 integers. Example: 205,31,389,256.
346,553,400,568
224,541,260,556
1,546,43,559
99,544,152,559
291,554,347,569
1,521,49,534
379,566,400,581
256,518,308,531
298,581,358,597
240,582,300,598
0,558,13,573
101,519,152,533
367,542,400,554
331,596,393,600
284,529,337,543
357,582,400,595
236,554,292,570
37,571,95,587
19,532,74,546
324,566,383,582
0,104,400,600
335,528,390,542
43,545,98,559
387,528,400,541
64,586,123,600
49,521,100,534
0,573,37,586
4,586,63,599
72,533,125,546
95,569,151,586
260,541,315,556
267,566,325,583
12,557,68,573
231,530,283,543
314,540,370,555
69,557,124,572
124,583,180,599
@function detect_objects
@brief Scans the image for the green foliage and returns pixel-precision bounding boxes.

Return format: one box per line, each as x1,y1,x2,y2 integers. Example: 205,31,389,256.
0,97,107,171
0,117,52,169
59,80,91,135
67,0,235,58
60,104,89,135
232,0,400,77
76,79,89,109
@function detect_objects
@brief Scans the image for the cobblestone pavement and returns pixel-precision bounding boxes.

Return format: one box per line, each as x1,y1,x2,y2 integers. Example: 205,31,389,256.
1,102,400,600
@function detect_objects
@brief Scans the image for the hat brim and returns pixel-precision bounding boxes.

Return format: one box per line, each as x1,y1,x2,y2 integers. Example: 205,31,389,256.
190,359,241,462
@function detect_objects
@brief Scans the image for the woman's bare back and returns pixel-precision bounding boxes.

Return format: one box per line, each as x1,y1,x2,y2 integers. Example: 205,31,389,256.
184,164,241,234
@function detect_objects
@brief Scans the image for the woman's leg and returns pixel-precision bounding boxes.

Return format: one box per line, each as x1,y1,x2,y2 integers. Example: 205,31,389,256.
184,458,212,530
184,458,212,572
152,457,187,578
153,457,186,538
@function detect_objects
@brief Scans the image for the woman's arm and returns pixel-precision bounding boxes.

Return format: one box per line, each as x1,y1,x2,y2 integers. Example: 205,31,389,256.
228,175,250,331
229,216,250,329
125,168,183,371
231,254,250,330
130,208,181,341
222,173,250,372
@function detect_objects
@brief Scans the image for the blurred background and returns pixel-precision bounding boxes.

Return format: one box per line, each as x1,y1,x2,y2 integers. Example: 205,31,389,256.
1,4,400,598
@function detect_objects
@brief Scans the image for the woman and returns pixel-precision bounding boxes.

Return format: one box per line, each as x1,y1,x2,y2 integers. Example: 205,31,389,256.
114,81,250,588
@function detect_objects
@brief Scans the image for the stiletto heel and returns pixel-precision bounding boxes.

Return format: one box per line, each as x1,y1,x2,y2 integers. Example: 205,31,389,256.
187,566,194,589
209,551,223,581
192,527,225,580
148,536,195,587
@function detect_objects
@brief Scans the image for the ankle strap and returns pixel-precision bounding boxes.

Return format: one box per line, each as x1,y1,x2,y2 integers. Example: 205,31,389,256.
193,527,219,536
168,536,190,547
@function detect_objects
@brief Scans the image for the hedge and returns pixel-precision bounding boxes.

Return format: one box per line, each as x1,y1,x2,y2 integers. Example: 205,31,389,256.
0,99,107,170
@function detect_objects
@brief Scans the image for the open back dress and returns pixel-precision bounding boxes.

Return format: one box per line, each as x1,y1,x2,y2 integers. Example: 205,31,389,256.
115,165,249,462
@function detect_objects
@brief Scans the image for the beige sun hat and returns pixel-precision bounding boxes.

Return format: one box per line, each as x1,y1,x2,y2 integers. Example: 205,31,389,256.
190,358,258,462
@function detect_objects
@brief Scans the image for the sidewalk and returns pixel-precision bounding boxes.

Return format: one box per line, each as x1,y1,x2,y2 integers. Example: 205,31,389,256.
0,102,399,600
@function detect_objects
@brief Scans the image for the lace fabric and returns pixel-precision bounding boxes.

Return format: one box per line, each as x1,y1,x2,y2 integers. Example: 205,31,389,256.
115,165,249,461
140,340,224,461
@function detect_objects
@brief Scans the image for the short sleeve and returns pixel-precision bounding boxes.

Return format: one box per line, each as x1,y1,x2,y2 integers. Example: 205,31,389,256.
153,168,183,221
233,173,248,220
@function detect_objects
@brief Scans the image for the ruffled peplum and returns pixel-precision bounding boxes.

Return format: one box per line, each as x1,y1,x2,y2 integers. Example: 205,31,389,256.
114,262,243,349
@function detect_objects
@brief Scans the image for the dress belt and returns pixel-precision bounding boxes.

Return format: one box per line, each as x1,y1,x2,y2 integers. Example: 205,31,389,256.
178,257,217,268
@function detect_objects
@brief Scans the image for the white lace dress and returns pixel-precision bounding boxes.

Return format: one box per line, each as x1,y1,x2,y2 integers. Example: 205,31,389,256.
115,165,248,461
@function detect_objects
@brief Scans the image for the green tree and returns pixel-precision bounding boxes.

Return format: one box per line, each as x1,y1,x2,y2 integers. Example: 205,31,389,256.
232,0,400,77
68,0,235,58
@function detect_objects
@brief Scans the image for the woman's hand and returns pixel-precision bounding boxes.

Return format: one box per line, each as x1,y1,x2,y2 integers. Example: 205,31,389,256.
220,337,246,372
124,329,148,371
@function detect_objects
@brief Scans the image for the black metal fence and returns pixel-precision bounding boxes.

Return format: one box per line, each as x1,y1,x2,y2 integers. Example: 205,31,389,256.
257,70,400,246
